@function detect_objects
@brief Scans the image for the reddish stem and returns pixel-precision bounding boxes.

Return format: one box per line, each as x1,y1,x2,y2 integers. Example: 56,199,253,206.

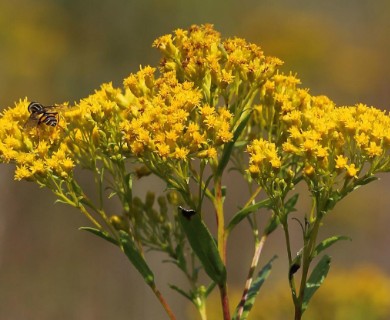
219,284,231,320
151,283,177,320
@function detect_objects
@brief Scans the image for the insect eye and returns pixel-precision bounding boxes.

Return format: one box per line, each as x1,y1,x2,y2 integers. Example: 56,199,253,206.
28,102,44,114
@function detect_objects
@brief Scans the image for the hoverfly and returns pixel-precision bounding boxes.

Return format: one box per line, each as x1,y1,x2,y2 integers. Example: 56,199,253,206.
24,102,61,130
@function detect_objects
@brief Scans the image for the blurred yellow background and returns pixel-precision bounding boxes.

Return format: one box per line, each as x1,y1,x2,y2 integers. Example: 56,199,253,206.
1,1,390,319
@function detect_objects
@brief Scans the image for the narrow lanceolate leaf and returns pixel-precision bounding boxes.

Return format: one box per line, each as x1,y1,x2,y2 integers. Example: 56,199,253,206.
169,284,193,301
302,254,331,313
264,213,280,236
312,235,351,259
232,256,277,320
119,231,155,286
285,193,299,214
178,207,226,285
355,175,378,188
227,198,272,234
79,227,118,246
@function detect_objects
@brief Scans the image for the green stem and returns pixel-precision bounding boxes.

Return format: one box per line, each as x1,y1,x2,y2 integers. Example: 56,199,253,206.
295,217,322,319
213,175,230,320
293,193,324,320
78,205,104,230
196,295,208,320
52,185,103,230
78,190,120,242
213,175,226,263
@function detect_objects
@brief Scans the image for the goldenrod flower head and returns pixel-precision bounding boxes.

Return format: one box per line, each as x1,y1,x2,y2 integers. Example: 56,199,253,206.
248,71,390,197
1,24,390,206
345,163,358,178
30,159,45,175
304,164,315,177
14,165,32,181
335,155,348,169
0,98,76,181
247,139,281,181
120,67,235,174
365,141,383,158
154,24,282,93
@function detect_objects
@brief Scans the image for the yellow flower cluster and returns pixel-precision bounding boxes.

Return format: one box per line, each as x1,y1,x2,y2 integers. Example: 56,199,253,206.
1,25,261,183
63,82,130,168
0,99,74,181
2,23,389,196
121,69,229,161
247,138,281,178
248,72,390,194
153,24,282,100
120,68,237,165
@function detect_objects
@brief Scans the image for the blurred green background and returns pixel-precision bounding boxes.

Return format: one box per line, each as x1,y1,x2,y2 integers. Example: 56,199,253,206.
1,1,390,319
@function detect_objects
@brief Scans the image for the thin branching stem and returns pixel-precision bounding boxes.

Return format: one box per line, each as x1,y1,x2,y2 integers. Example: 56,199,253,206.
236,233,267,319
150,283,177,320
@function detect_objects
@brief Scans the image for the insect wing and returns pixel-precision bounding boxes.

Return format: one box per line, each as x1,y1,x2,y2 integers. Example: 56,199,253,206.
23,112,40,129
41,105,63,113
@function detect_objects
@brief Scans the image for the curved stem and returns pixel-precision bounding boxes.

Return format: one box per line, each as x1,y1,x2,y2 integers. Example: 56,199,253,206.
236,233,267,319
150,283,177,320
78,204,104,230
51,181,103,230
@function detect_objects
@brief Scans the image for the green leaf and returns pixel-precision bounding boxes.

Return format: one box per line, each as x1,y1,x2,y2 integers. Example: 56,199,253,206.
328,176,377,211
226,198,272,233
178,207,226,285
232,256,277,320
264,213,280,235
216,111,252,177
312,235,351,259
119,231,155,286
205,281,217,297
79,227,118,245
199,173,214,205
302,254,331,313
285,193,299,214
108,191,117,199
355,175,378,187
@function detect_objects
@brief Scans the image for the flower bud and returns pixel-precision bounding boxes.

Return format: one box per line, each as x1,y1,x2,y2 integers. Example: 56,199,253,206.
110,215,130,231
